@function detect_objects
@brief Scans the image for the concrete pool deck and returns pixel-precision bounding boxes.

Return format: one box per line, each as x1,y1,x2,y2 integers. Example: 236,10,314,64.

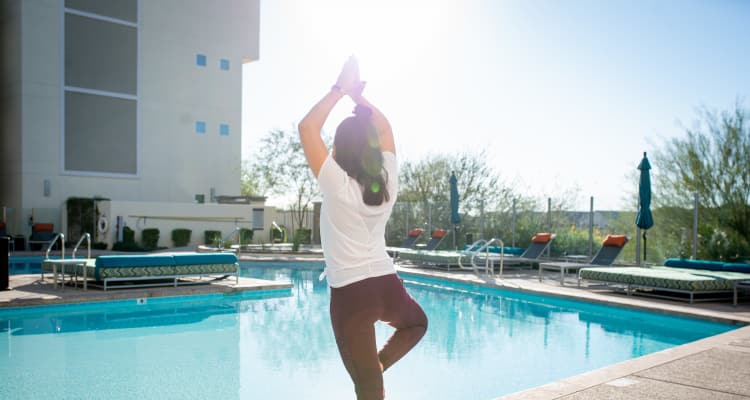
2,253,749,399
0,273,292,308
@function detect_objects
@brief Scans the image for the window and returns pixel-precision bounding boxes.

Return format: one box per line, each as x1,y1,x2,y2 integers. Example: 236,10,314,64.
196,54,207,66
220,58,230,71
196,121,206,134
63,1,138,176
252,208,265,230
65,92,137,174
219,123,229,136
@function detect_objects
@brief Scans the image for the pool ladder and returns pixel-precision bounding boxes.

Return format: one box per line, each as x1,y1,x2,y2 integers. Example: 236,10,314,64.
218,226,241,252
72,233,91,259
457,238,505,278
41,232,91,280
41,233,64,281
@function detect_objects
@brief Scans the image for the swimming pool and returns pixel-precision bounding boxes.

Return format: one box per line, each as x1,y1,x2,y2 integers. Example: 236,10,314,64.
7,256,44,275
0,262,737,399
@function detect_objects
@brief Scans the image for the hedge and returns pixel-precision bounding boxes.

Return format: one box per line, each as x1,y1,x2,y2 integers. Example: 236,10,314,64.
171,228,192,247
142,228,160,250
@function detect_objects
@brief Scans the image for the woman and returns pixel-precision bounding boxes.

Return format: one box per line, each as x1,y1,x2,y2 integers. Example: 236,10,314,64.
298,57,428,400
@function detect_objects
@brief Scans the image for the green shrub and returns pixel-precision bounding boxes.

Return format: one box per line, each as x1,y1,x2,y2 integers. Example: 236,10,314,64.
142,228,160,250
92,242,108,250
205,230,222,245
239,228,254,243
292,228,312,251
123,226,135,244
295,228,311,244
171,228,192,247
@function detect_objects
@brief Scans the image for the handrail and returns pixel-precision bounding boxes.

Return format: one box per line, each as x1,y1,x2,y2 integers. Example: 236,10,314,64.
460,238,505,277
472,238,504,278
457,239,487,273
72,233,91,259
45,233,65,260
218,226,241,252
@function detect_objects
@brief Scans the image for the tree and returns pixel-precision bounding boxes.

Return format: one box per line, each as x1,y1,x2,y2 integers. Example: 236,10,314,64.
250,128,330,232
399,151,516,214
653,102,750,260
240,160,264,197
390,151,535,247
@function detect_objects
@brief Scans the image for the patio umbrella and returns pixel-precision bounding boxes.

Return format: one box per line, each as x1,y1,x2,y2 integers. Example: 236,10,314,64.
635,152,654,262
450,172,461,248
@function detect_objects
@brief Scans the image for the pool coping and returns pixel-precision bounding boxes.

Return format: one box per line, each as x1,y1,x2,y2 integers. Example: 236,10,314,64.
0,273,292,309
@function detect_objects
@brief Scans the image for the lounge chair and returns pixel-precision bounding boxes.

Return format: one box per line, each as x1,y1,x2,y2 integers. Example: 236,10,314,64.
420,228,449,251
578,259,750,305
386,228,425,257
401,228,425,249
28,223,57,251
491,232,556,266
398,232,554,270
42,252,240,290
538,234,630,285
391,229,450,265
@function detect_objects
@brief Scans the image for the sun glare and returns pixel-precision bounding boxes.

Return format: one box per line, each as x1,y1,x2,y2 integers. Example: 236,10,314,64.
298,0,460,83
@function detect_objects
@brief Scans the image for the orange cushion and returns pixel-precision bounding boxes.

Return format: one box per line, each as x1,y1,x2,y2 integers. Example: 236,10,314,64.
432,229,447,239
33,223,54,232
531,233,552,244
408,228,423,238
602,234,628,247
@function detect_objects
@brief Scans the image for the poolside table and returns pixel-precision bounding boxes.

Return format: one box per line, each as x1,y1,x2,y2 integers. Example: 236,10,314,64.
539,255,591,286
43,259,90,291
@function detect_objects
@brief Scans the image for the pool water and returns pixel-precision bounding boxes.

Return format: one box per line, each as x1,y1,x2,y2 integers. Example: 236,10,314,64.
0,262,737,400
7,257,43,275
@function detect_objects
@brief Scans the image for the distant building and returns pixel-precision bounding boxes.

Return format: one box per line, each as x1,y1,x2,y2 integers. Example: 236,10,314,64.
1,0,270,248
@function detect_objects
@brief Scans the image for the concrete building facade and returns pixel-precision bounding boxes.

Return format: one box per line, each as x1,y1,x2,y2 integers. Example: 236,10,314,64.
1,0,270,248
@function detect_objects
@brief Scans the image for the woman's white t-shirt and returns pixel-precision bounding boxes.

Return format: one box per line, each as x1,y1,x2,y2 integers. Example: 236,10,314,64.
317,151,398,288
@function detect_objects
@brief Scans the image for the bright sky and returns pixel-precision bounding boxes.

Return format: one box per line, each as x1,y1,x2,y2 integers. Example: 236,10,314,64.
242,0,750,211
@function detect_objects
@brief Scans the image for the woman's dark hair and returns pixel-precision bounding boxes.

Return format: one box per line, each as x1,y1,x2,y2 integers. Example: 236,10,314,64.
334,104,390,206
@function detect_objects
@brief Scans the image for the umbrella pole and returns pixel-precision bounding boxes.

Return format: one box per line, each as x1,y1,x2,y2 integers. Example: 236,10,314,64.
452,225,457,250
643,231,647,263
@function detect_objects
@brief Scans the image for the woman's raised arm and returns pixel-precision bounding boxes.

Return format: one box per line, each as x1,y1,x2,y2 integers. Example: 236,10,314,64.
350,89,395,155
298,57,359,177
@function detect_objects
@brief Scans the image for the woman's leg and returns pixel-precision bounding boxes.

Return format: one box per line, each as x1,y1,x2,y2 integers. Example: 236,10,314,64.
377,276,428,371
330,280,386,400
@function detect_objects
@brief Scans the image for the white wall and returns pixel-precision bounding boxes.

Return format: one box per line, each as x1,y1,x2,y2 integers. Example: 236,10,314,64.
5,0,261,238
102,200,275,248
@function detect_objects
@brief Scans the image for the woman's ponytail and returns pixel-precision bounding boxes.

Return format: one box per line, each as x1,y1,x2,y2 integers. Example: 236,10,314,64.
334,104,390,206
361,168,389,206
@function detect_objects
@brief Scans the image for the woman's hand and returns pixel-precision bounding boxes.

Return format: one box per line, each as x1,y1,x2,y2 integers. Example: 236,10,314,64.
335,56,360,94
348,81,366,103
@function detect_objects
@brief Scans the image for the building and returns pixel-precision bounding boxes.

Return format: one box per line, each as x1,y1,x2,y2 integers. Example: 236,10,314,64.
1,0,272,248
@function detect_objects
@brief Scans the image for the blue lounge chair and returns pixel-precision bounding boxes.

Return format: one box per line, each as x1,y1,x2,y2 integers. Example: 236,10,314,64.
29,223,57,251
420,229,448,251
539,234,629,285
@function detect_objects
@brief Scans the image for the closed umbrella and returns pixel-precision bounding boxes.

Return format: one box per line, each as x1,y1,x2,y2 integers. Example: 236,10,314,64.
450,172,460,249
635,152,654,262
